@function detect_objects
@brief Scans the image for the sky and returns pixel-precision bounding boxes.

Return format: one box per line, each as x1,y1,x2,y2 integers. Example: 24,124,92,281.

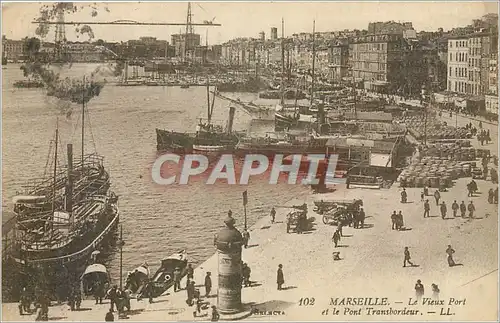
1,1,498,45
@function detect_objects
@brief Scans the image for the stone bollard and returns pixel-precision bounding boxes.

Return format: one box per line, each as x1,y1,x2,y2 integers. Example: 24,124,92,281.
214,216,243,315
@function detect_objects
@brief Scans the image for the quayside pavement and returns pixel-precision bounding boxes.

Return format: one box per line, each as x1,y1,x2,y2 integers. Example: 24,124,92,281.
3,174,498,321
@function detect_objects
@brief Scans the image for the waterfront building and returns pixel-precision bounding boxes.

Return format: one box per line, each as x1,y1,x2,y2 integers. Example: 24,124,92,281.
328,41,349,83
2,36,24,62
447,36,469,94
171,33,201,60
349,33,407,93
270,27,278,41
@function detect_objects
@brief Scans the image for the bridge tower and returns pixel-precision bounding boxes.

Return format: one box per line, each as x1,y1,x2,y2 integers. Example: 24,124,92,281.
54,6,67,61
184,2,195,61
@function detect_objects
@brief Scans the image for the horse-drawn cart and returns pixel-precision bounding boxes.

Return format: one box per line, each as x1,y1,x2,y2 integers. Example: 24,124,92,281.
314,199,363,226
277,204,309,234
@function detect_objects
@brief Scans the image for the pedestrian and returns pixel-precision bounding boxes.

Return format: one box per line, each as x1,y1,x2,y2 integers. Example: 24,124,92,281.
446,245,456,267
440,202,447,219
358,208,366,228
431,284,440,300
337,222,343,237
227,210,233,218
107,285,118,312
277,264,284,290
186,281,195,306
467,201,475,218
488,188,494,204
332,230,340,247
423,186,429,196
270,207,276,224
401,188,407,203
173,267,181,292
204,272,212,297
242,264,251,287
423,200,430,218
18,287,30,315
211,305,220,322
434,190,441,206
144,279,154,304
105,309,114,322
391,211,397,230
451,200,459,217
420,190,424,202
460,201,466,217
403,247,414,267
495,188,498,204
397,211,404,230
242,229,250,248
186,264,194,280
415,280,424,301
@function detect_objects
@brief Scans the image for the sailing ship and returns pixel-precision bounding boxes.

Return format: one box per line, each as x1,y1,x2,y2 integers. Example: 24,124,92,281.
8,84,119,299
274,20,317,132
156,79,240,153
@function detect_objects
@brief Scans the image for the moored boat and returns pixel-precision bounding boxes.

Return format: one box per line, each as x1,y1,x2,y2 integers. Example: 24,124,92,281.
140,250,188,298
81,263,110,296
125,263,150,294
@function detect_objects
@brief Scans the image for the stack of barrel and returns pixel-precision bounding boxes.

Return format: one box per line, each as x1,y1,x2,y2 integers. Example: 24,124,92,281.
399,144,484,188
403,117,471,140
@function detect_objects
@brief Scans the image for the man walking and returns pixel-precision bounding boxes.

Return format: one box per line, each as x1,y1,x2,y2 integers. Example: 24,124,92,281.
434,190,441,206
204,272,212,297
403,247,414,267
242,229,250,248
391,211,397,230
277,264,284,290
332,229,340,247
270,207,276,224
440,201,447,219
451,200,459,217
173,267,181,292
415,280,424,301
460,201,467,218
423,200,430,218
186,264,194,281
467,201,475,218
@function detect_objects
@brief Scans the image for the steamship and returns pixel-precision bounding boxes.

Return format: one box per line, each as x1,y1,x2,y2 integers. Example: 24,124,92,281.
6,99,119,299
156,82,241,153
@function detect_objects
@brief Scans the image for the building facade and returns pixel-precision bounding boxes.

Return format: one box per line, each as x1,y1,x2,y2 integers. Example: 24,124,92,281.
447,37,469,94
349,33,407,93
329,43,349,82
2,36,24,62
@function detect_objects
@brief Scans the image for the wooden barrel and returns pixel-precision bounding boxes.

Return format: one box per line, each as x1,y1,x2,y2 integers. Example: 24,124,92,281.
429,177,440,188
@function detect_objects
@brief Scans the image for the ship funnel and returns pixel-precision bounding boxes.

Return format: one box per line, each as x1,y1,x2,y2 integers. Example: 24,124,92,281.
227,106,236,134
65,144,73,214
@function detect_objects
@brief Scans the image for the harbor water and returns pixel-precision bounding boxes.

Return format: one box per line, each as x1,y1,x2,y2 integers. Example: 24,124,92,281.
1,63,309,283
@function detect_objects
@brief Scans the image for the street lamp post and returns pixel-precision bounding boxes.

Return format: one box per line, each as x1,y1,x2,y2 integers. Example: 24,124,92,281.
118,225,125,289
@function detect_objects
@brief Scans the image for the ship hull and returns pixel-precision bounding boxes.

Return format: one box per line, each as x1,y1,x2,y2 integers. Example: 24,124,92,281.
3,202,119,301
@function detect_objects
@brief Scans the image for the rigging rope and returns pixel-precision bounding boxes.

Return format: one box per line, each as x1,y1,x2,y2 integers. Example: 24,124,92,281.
42,140,53,179
85,105,98,154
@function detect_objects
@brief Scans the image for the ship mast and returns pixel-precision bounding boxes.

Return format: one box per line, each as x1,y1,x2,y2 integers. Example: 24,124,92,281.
81,76,85,166
280,18,285,106
51,119,59,242
310,20,316,108
206,77,212,124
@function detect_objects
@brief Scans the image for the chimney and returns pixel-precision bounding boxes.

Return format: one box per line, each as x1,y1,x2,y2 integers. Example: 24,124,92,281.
227,106,236,134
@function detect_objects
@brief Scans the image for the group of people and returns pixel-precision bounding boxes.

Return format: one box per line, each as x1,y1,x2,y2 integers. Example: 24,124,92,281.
414,279,440,301
477,128,491,146
404,245,458,269
18,287,50,321
390,210,405,230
